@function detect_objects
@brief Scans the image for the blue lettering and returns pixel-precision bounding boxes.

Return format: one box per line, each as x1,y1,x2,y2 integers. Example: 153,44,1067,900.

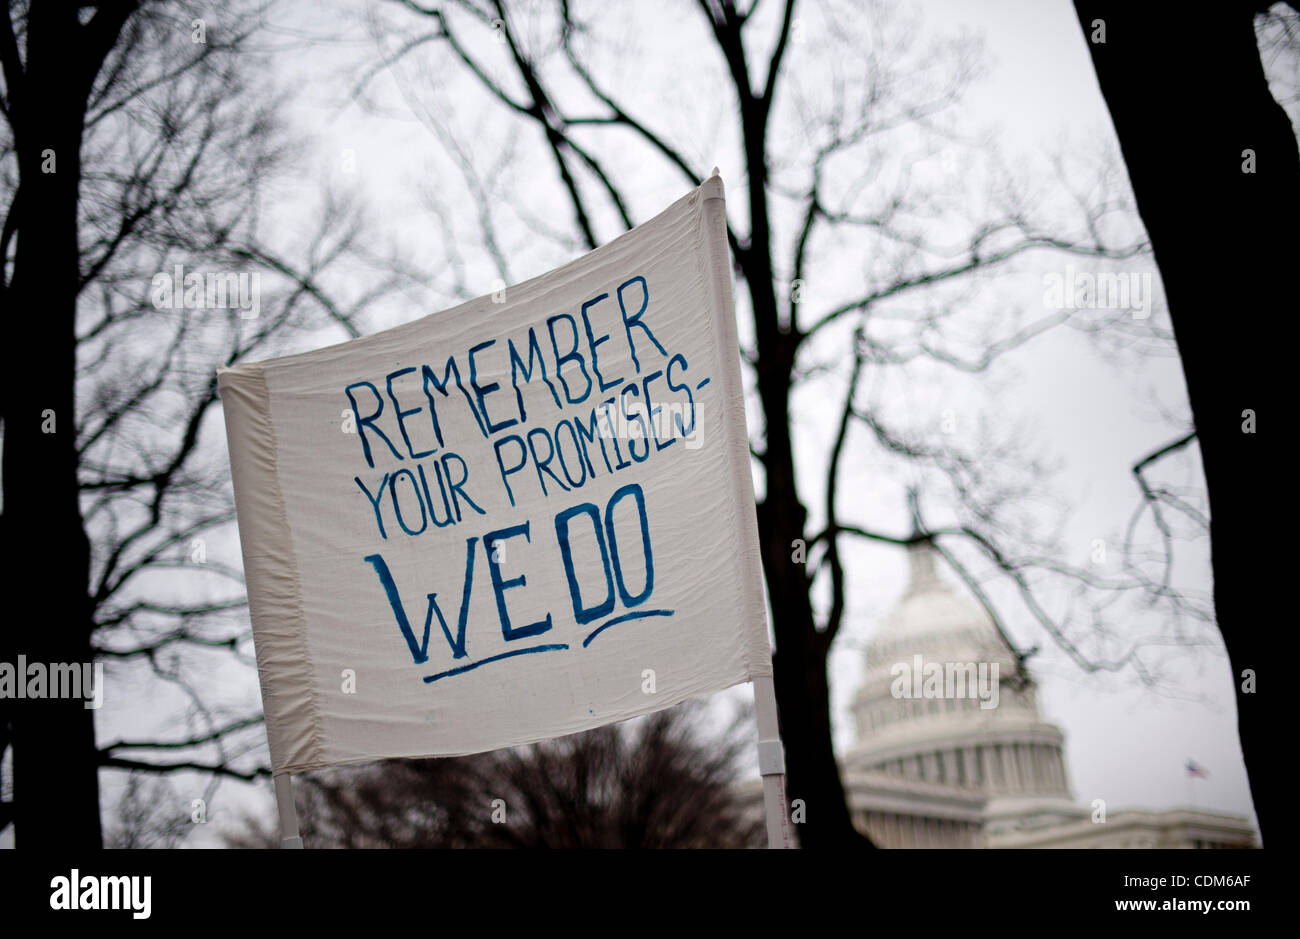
600,398,631,469
527,427,569,497
581,293,622,392
575,407,613,475
554,418,589,488
620,384,650,462
640,369,675,452
417,460,454,528
422,358,486,442
605,484,654,607
345,381,403,469
468,339,518,434
617,276,666,373
484,522,553,641
363,549,474,663
508,328,563,422
554,503,615,625
666,353,696,436
388,468,428,536
386,367,437,459
547,313,593,404
355,473,390,539
441,452,485,521
493,434,527,507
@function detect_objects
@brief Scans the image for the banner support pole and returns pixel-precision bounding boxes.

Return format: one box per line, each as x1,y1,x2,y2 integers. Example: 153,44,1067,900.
274,772,304,849
754,674,793,848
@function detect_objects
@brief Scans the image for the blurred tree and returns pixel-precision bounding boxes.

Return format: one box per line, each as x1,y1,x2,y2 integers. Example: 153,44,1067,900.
0,0,398,846
1072,0,1299,842
361,0,1202,848
1,0,140,852
104,771,192,848
225,704,764,848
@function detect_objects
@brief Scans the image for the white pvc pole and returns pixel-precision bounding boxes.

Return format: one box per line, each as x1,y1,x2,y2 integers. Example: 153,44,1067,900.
274,772,304,849
754,674,793,848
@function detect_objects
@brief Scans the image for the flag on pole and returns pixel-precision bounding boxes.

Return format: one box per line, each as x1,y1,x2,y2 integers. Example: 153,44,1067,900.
218,175,772,777
1185,759,1210,779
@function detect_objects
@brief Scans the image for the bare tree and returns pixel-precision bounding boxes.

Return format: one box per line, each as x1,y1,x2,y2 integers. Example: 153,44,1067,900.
354,0,1208,847
104,771,192,848
1071,0,1299,843
3,0,144,851
0,0,401,845
225,703,764,848
0,0,1238,850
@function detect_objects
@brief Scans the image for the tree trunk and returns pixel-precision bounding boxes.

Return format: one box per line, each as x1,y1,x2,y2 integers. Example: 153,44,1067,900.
1073,1,1297,842
747,236,872,847
1,3,112,848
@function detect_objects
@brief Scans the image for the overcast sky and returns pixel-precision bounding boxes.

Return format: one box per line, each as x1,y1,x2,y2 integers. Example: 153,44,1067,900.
876,0,1253,824
21,0,1265,849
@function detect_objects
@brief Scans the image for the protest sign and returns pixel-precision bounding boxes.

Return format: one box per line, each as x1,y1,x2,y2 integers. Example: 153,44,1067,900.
219,175,775,787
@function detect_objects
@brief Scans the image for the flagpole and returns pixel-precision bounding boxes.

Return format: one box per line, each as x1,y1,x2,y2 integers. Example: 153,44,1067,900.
274,772,304,849
754,674,793,848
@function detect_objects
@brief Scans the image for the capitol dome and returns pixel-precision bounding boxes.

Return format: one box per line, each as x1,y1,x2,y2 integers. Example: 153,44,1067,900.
739,538,1257,848
842,540,1076,846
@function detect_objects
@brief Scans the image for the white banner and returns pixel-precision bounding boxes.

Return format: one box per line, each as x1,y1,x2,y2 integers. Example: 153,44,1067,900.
218,175,770,774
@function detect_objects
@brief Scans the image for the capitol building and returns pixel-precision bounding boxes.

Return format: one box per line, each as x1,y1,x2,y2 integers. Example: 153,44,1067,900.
781,542,1256,849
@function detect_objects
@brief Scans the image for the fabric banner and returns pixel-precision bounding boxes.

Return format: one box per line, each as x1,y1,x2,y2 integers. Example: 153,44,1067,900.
218,175,770,775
